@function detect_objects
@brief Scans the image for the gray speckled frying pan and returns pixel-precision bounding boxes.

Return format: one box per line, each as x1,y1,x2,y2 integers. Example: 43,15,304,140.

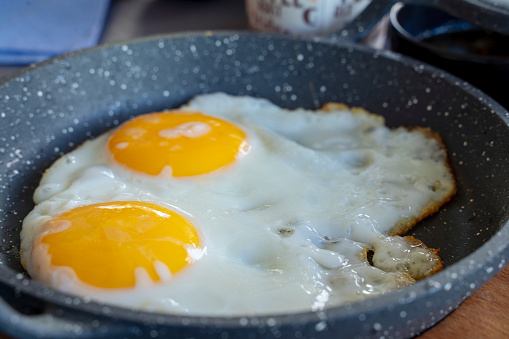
0,32,508,338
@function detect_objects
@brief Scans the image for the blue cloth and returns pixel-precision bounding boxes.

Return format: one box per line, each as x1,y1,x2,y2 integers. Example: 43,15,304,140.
0,0,110,65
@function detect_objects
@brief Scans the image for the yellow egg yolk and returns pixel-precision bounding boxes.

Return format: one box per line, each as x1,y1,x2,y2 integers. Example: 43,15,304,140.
107,111,248,177
36,201,200,289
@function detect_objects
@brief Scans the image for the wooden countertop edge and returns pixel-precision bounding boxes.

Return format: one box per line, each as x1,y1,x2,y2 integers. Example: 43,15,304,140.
418,264,509,338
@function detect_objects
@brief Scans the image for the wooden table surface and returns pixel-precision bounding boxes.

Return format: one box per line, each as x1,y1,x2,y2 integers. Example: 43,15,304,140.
420,264,509,338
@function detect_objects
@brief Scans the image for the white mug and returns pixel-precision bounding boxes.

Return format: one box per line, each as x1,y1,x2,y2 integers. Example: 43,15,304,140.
246,0,371,36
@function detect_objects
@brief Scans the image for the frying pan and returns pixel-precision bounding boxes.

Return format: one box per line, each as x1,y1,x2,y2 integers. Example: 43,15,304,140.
0,30,508,338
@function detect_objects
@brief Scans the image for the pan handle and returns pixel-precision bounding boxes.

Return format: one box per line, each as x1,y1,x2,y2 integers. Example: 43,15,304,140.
0,286,128,339
0,294,91,339
336,0,509,43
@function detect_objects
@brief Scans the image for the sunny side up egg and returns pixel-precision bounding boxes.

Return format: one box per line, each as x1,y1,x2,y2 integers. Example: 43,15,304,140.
20,93,456,316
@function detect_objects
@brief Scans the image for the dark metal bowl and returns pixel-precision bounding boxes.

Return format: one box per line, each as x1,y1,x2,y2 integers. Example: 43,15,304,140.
387,3,509,109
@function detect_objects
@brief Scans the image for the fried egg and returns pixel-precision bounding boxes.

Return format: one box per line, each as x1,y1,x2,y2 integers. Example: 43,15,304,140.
20,93,456,316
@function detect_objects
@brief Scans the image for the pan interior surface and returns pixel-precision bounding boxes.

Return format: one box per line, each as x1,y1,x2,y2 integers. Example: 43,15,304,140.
0,32,508,337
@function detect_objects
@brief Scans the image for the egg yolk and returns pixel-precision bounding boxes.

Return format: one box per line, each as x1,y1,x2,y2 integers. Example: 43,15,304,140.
107,111,248,177
37,201,200,289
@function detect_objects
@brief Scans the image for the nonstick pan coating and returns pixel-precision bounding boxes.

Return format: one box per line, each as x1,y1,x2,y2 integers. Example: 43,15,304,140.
0,32,508,338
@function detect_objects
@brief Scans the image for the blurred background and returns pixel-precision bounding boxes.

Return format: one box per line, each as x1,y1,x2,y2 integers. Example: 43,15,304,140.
0,0,385,77
0,0,507,107
0,0,247,77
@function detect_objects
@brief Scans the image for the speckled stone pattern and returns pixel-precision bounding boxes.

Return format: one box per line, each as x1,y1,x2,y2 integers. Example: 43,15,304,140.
0,32,508,338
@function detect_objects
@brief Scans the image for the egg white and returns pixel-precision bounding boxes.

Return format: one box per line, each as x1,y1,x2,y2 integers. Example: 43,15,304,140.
20,93,455,316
